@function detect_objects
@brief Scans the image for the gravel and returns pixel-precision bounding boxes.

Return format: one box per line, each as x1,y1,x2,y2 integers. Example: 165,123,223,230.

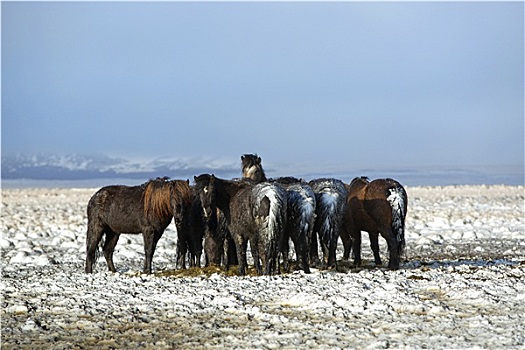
1,185,524,349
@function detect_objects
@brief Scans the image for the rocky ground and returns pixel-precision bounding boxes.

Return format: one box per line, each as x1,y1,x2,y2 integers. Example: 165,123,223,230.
1,185,524,349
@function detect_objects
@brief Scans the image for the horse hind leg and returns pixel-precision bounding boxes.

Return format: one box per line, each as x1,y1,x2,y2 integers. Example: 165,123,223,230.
233,235,248,276
369,232,382,266
350,229,362,267
309,231,321,268
103,231,120,273
85,223,105,273
291,236,307,274
382,228,400,270
340,225,352,261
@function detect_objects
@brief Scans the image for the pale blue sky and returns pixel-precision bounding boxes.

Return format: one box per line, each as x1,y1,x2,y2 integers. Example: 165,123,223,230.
2,2,523,174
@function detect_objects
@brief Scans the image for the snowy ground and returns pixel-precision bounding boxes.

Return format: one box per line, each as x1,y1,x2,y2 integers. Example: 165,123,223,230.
1,185,524,349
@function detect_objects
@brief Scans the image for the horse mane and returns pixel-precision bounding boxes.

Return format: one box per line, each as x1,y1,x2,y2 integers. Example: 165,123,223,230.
143,178,191,219
172,179,193,207
350,176,370,187
272,176,303,185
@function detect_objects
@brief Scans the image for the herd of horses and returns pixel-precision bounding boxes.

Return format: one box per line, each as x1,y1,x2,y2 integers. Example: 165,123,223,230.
85,154,408,275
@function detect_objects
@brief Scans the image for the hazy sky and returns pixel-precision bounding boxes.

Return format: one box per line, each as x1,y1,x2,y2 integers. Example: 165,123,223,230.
2,2,523,174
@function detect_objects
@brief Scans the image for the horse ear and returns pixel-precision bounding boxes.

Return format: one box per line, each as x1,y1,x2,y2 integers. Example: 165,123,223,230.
186,179,190,185
241,155,245,162
257,156,261,164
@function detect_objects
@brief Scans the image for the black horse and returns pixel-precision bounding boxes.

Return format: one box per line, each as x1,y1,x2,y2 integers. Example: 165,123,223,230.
85,178,192,274
341,177,408,269
272,177,316,274
194,174,287,276
309,178,348,269
202,206,238,269
175,187,205,269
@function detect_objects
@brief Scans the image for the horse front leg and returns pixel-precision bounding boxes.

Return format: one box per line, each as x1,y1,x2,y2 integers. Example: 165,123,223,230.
191,232,203,268
176,238,188,270
103,230,120,273
143,230,162,274
369,232,382,266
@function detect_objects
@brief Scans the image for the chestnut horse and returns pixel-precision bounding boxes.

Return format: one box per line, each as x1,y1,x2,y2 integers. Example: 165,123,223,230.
85,178,192,274
341,177,408,269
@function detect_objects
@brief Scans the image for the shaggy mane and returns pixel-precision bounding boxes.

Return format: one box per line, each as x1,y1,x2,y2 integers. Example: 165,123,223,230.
143,178,191,219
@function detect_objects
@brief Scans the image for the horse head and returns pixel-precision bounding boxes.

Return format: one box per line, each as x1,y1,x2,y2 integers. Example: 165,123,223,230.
241,154,267,183
194,174,217,219
171,179,192,225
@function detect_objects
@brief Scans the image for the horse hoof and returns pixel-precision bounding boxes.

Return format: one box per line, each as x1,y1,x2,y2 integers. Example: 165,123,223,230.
388,263,400,270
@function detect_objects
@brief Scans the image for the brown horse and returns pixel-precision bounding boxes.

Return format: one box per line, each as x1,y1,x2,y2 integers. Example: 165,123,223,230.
341,177,408,269
85,178,192,274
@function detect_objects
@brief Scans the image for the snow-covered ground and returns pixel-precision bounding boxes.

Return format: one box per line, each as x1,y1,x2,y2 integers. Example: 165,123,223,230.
1,185,524,349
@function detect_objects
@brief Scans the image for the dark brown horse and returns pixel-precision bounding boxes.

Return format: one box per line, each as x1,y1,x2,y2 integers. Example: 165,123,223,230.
341,177,408,269
241,154,314,273
85,178,192,274
194,174,287,276
241,154,267,182
175,187,205,269
202,207,238,269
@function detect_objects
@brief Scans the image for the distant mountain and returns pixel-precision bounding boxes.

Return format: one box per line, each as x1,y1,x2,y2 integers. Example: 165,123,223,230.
1,153,240,180
2,153,522,186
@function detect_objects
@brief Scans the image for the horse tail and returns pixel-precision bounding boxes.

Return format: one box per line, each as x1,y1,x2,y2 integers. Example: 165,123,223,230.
387,184,408,254
318,189,345,248
255,184,287,275
298,187,316,244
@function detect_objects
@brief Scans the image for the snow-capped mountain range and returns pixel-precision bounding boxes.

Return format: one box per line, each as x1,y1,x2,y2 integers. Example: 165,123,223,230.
1,153,240,180
2,153,523,186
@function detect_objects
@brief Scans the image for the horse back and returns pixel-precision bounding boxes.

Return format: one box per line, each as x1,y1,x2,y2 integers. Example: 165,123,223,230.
229,186,256,232
346,179,388,231
87,185,156,233
364,179,406,230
